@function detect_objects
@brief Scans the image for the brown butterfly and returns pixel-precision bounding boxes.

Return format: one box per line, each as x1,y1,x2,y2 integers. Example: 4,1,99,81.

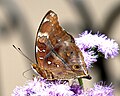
32,10,91,80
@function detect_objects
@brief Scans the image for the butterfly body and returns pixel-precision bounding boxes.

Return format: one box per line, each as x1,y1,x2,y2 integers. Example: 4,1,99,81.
33,10,91,80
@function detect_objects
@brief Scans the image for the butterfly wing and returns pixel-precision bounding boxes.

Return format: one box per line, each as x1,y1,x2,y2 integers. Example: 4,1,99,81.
35,10,91,79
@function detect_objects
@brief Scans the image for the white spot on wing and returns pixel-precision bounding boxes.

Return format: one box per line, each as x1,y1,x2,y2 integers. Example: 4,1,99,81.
43,18,49,23
38,32,49,38
58,39,61,42
48,61,51,64
38,32,41,37
36,46,43,52
64,41,69,46
51,24,54,26
50,12,55,17
39,57,44,60
36,46,40,52
42,49,46,52
57,65,60,67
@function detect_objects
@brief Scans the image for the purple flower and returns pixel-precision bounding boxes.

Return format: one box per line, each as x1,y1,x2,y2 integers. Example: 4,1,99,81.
75,31,119,59
80,82,114,96
70,84,83,95
81,50,97,68
12,77,114,96
12,77,75,96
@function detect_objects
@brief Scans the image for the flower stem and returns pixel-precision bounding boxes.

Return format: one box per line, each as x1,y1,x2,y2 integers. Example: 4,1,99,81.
78,78,83,87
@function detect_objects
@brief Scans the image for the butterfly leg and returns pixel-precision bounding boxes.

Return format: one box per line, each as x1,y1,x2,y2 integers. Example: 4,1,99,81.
32,63,55,79
32,64,48,79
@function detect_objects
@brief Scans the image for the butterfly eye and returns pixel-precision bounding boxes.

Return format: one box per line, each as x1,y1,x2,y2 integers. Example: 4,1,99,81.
72,64,80,70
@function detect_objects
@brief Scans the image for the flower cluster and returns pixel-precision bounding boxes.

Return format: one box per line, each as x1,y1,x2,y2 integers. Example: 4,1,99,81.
12,77,75,96
12,77,114,96
75,31,119,68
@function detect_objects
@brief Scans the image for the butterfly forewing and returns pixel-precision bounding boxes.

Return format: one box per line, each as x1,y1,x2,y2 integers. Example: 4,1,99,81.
34,10,91,79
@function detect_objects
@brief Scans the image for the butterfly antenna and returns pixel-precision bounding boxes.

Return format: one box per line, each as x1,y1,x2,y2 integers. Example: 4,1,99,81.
13,45,35,64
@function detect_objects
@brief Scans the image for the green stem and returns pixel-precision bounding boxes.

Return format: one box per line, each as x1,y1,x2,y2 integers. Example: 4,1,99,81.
78,78,83,87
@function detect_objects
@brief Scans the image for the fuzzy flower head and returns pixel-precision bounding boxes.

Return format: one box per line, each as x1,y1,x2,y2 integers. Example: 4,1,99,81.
12,77,114,96
80,82,114,96
75,31,119,68
11,77,78,96
75,31,119,59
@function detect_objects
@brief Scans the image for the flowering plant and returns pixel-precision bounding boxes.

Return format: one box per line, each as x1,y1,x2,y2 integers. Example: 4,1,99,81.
12,31,119,96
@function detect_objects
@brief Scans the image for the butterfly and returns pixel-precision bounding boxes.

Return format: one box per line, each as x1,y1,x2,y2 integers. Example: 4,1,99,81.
32,10,91,80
